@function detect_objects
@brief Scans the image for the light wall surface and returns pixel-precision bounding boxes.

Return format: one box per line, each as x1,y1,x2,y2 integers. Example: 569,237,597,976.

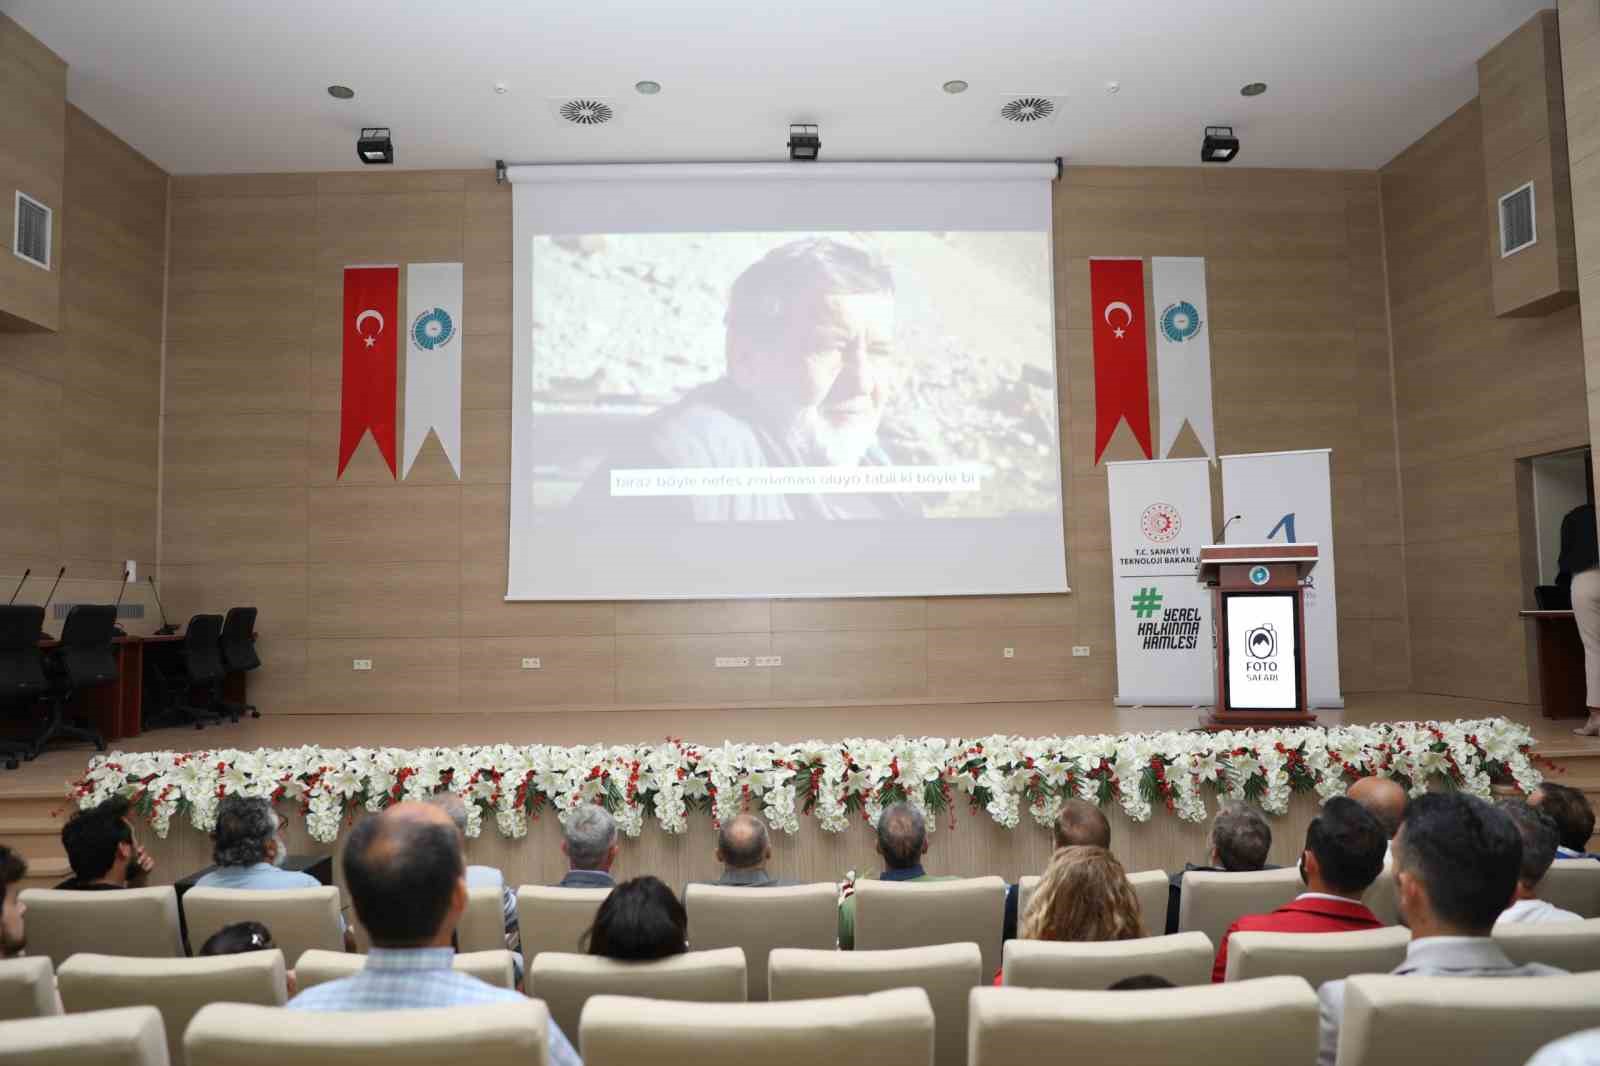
155,165,1408,716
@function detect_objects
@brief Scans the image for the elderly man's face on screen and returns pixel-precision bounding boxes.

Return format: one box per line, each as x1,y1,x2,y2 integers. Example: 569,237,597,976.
735,286,897,467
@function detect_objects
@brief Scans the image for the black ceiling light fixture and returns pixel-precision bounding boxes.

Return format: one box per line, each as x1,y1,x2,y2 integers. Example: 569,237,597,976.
788,123,820,161
357,127,394,165
1201,125,1239,163
327,85,355,100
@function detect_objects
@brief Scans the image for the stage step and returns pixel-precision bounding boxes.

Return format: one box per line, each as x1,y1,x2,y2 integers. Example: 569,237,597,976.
0,786,76,822
0,818,64,861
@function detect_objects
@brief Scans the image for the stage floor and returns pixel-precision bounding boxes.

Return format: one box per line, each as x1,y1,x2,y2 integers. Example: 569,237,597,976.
3,690,1593,797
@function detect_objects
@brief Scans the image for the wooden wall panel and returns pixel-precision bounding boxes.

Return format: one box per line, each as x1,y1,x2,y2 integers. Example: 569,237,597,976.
159,162,1406,717
0,103,166,630
1382,98,1589,703
1561,0,1600,483
0,13,64,332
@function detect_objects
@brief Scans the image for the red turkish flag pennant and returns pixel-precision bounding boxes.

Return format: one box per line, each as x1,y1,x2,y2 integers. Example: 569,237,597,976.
339,266,400,478
1089,257,1153,463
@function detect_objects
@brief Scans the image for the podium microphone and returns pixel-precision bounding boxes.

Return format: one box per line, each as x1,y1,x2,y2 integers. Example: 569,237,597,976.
6,568,28,605
148,576,178,635
39,566,65,640
111,568,130,634
1219,514,1243,541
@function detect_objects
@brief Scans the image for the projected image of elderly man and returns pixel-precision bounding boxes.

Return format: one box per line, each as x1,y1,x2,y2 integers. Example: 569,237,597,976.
575,238,922,520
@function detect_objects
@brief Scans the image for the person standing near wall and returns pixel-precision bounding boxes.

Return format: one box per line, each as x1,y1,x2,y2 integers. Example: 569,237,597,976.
1558,501,1600,736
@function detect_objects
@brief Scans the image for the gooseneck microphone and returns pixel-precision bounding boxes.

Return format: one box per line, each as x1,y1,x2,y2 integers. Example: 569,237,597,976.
39,566,65,640
1219,514,1243,541
113,568,130,612
7,568,28,605
148,575,178,635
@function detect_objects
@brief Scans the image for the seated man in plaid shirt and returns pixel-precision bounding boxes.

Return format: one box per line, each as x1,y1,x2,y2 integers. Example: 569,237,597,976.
289,802,581,1066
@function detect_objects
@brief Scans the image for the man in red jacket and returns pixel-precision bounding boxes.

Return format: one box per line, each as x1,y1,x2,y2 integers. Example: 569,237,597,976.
1211,796,1387,981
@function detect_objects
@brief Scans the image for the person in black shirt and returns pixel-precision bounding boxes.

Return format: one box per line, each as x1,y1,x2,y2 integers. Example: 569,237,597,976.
55,795,155,890
1557,502,1600,737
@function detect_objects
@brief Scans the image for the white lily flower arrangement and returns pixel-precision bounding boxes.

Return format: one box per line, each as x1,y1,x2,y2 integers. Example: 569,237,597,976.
68,718,1544,844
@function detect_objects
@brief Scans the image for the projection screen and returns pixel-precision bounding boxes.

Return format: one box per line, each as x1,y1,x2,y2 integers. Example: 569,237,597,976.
508,162,1066,600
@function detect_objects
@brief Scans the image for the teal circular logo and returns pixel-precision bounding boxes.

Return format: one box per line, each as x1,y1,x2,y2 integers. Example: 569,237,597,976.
1249,565,1270,586
1160,300,1202,343
411,307,455,351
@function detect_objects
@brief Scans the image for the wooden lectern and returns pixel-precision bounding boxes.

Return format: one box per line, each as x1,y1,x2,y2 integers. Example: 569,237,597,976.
1197,543,1320,730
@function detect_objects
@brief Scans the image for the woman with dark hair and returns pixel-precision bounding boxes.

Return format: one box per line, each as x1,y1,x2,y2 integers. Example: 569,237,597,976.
583,876,688,961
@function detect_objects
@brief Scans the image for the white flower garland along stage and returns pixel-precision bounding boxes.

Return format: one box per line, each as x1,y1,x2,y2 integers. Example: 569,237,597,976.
69,718,1546,845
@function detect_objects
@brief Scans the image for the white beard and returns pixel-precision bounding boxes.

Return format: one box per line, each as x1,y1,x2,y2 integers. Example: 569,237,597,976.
780,405,881,468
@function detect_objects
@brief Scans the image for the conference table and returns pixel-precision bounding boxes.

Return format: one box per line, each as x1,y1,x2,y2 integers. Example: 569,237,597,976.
1519,609,1586,720
35,633,248,741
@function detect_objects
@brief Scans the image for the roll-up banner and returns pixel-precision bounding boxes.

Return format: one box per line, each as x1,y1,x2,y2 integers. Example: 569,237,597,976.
1221,448,1343,708
1107,457,1215,705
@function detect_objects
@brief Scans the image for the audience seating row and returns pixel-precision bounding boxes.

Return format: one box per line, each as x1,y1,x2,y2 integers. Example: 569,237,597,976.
10,973,1600,1066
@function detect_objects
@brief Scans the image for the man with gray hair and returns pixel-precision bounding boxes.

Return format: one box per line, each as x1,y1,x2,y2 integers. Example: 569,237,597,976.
428,794,520,950
1165,801,1275,934
196,794,355,950
557,804,619,888
1497,799,1583,925
837,802,955,949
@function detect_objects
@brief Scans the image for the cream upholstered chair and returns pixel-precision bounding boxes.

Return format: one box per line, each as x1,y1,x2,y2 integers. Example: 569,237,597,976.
1177,867,1304,948
768,942,980,1066
969,976,1319,1066
1362,867,1399,926
0,956,60,1020
1333,972,1600,1066
1224,926,1409,985
517,885,611,960
528,947,746,1039
18,887,184,965
2,1004,170,1066
180,886,342,963
458,885,511,954
184,1000,550,1066
1540,860,1600,918
294,948,520,991
1001,932,1214,989
1495,917,1600,972
57,951,287,1066
685,882,837,1001
579,987,934,1066
854,876,1006,978
1018,870,1169,935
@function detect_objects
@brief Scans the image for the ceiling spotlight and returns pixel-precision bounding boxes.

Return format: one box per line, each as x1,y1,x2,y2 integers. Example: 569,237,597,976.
494,82,509,95
942,79,969,94
635,80,662,95
357,127,394,165
1240,82,1267,97
327,85,354,100
787,123,820,161
1201,125,1239,163
1104,81,1121,95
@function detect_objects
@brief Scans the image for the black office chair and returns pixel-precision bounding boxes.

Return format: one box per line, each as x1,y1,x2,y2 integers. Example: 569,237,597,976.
148,613,226,729
37,604,113,756
218,606,261,721
0,605,49,770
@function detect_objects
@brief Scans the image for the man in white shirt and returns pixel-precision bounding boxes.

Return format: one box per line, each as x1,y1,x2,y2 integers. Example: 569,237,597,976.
1316,793,1566,1066
1497,799,1583,926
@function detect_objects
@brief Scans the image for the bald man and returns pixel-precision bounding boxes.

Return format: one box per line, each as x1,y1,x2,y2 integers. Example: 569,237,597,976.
290,803,582,1066
1348,776,1408,862
702,814,796,888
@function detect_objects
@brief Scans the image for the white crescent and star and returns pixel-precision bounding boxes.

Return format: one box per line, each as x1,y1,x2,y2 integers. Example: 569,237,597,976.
1103,301,1134,340
354,309,384,348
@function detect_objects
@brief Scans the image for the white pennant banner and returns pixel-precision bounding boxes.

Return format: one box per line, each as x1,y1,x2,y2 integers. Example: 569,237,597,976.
402,262,463,478
1151,256,1216,461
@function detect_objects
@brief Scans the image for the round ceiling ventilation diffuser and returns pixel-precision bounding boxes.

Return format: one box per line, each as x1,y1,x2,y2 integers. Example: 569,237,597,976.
560,99,614,125
1000,96,1055,123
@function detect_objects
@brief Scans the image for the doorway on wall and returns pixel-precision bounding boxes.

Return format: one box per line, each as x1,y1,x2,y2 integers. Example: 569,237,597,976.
1516,446,1594,609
